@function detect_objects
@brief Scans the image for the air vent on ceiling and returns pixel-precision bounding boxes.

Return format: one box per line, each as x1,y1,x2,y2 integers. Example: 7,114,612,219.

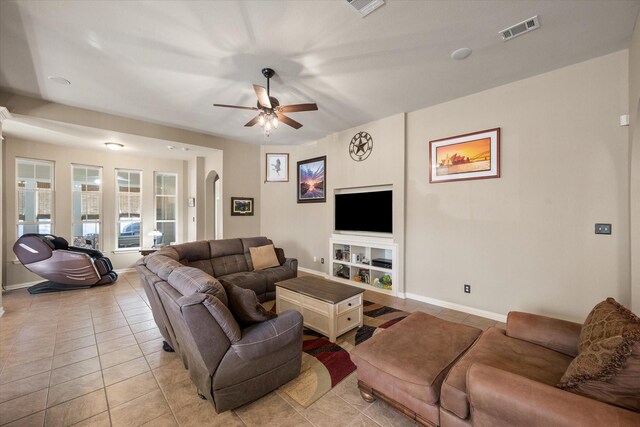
499,15,540,41
346,0,385,17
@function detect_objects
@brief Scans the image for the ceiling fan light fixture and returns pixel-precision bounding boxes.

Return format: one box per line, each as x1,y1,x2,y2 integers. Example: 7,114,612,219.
258,114,266,127
271,116,278,128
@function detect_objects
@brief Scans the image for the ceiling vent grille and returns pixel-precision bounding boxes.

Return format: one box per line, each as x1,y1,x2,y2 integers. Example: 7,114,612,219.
346,0,385,17
499,15,540,41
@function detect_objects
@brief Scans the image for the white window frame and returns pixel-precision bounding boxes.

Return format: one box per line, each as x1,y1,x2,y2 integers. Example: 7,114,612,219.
71,164,103,250
16,158,55,238
115,169,142,250
154,172,178,245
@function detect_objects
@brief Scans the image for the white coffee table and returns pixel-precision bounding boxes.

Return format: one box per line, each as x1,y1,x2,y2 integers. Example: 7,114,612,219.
276,276,364,342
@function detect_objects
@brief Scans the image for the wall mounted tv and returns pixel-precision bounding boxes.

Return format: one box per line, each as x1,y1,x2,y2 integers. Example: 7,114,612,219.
335,190,392,234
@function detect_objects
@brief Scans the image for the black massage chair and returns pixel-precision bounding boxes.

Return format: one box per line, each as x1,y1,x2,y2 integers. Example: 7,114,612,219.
13,234,118,294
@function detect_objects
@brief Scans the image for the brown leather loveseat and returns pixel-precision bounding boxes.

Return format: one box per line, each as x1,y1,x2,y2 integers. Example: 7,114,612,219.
353,298,640,426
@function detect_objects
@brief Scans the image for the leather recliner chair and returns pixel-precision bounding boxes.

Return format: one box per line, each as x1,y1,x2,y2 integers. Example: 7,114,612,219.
13,233,118,294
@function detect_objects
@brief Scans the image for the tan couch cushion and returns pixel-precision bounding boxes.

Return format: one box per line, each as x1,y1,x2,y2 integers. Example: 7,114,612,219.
352,312,481,405
441,326,574,420
558,298,640,411
249,244,280,271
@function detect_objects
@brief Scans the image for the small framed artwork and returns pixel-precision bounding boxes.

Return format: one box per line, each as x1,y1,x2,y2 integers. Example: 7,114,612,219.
231,197,254,216
297,156,326,203
429,128,500,183
266,153,289,182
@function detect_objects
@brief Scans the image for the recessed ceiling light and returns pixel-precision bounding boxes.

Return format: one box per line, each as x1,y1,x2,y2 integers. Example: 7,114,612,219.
105,142,124,151
167,145,175,150
181,147,190,151
47,76,71,85
450,47,472,60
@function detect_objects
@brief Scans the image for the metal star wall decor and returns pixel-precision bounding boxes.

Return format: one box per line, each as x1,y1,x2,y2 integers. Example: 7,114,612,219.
349,131,373,161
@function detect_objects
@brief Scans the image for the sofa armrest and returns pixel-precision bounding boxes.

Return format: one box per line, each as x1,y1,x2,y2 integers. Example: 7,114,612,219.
282,257,298,273
506,311,581,357
231,310,303,361
467,364,640,427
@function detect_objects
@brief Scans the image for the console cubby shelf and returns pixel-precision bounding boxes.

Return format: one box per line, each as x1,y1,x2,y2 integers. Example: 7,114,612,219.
329,235,399,296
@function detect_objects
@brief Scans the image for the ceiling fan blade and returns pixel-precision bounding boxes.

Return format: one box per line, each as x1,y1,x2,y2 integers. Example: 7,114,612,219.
244,115,261,127
276,113,303,129
213,104,258,111
253,84,272,109
278,103,318,113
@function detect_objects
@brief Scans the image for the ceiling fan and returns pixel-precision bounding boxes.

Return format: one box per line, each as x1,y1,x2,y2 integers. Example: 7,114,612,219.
214,68,318,136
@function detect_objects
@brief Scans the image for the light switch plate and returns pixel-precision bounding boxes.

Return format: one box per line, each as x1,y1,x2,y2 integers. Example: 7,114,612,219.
595,223,612,235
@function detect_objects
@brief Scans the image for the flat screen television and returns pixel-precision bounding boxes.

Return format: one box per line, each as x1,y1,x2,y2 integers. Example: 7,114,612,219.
335,190,392,234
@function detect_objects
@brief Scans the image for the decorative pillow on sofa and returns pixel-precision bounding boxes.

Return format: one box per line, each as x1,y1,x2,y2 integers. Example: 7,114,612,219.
578,297,639,353
221,282,277,326
557,298,640,411
249,244,280,271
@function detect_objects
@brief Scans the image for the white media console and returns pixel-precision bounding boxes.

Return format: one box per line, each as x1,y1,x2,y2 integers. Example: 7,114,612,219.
329,235,399,296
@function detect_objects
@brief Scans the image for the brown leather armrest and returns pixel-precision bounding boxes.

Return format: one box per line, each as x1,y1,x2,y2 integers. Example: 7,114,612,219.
467,364,640,427
506,311,581,356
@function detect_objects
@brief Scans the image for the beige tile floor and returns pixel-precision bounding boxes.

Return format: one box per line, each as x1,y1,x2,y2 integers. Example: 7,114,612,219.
0,271,502,426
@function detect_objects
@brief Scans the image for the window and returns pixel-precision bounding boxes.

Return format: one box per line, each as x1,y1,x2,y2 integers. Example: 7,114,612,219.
116,170,142,249
16,159,54,238
72,165,102,249
154,172,177,245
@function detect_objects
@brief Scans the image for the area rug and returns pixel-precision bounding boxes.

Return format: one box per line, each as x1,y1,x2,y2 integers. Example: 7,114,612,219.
354,300,410,345
263,299,410,407
264,301,356,408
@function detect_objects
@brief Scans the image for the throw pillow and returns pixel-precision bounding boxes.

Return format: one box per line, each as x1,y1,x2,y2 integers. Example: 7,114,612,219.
557,297,640,411
558,334,640,411
249,244,280,271
221,281,276,326
579,297,640,353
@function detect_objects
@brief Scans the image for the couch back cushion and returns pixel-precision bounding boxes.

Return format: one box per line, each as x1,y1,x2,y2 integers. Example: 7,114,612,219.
167,266,228,306
145,254,184,281
207,238,247,276
558,298,640,411
249,244,280,271
171,241,214,275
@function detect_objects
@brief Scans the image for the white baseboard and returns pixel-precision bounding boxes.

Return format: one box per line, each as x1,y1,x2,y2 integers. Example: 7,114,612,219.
114,268,136,274
4,280,41,291
405,292,507,323
298,266,328,278
0,306,4,318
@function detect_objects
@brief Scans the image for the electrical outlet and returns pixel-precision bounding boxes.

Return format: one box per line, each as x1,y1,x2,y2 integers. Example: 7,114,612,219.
321,258,325,264
595,223,612,235
464,284,471,294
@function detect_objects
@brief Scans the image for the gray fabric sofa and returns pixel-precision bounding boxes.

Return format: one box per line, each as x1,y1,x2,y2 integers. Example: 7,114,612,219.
135,236,301,412
136,236,298,353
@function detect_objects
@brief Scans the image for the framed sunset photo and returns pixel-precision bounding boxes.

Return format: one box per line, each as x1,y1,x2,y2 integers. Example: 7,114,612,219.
297,156,326,203
429,128,500,183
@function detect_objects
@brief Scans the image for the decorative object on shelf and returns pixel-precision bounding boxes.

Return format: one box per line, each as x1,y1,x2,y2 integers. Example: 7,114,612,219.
297,156,326,203
213,67,318,137
231,197,254,216
349,131,373,161
148,229,162,248
429,128,500,183
266,153,289,182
